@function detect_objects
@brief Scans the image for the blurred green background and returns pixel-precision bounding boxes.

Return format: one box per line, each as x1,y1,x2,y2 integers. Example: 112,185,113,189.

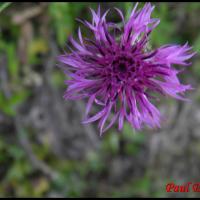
0,2,200,198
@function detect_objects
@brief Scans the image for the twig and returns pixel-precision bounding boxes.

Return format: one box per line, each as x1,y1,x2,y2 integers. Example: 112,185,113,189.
15,113,60,181
12,4,46,25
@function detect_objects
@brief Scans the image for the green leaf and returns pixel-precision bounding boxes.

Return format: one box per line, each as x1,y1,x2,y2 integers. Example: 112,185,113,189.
0,90,30,116
124,3,133,21
0,2,11,14
151,4,176,46
0,93,16,116
8,90,30,106
48,3,74,46
103,133,119,154
193,34,200,52
7,145,25,160
6,43,19,81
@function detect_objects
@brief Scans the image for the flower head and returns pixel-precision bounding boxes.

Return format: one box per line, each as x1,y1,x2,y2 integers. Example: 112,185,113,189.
58,3,195,135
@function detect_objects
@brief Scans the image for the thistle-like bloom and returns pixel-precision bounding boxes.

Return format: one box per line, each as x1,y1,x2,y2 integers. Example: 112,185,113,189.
58,3,195,135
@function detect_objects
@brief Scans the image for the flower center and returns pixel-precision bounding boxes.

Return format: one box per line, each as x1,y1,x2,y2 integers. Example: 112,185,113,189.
110,54,136,81
118,62,127,73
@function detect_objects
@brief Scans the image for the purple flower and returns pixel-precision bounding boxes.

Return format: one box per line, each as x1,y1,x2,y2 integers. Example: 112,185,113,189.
58,3,195,135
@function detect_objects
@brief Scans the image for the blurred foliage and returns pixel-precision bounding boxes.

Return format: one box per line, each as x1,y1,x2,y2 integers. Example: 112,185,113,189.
151,3,176,46
0,2,199,198
48,3,86,46
0,41,30,116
